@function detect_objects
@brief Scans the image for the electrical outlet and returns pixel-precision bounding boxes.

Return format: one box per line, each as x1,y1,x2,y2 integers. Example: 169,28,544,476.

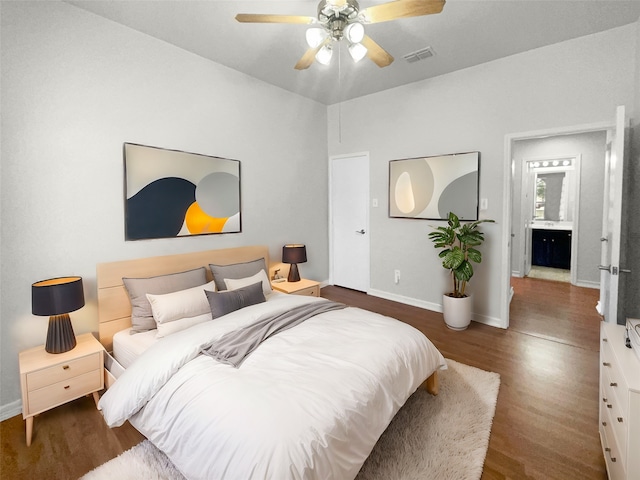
372,198,378,208
394,269,400,284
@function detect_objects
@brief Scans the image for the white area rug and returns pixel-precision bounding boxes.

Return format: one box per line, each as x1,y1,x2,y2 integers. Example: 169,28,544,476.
81,359,500,480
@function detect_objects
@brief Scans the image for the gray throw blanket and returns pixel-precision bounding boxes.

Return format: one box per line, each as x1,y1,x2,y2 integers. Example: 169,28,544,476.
201,300,347,367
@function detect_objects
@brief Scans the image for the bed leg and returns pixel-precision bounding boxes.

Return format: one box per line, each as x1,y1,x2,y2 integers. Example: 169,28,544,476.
421,371,439,396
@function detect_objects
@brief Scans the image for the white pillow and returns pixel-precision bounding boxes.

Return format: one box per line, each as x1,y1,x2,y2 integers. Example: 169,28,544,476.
224,269,272,297
146,280,216,337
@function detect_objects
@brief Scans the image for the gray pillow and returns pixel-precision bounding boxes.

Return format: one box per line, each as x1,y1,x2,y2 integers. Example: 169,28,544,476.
123,267,208,333
209,258,267,291
205,281,266,319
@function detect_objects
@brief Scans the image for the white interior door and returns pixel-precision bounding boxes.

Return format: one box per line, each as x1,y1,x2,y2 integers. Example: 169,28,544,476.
598,105,626,323
330,153,370,292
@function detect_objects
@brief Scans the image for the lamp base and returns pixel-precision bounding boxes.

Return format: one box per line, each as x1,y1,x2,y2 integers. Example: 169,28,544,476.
46,314,77,354
287,263,301,282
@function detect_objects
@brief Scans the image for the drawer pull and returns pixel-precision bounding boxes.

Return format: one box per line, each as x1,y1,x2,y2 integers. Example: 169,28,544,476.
603,338,608,342
64,385,70,390
607,404,612,409
602,421,607,426
602,397,607,402
610,382,617,387
62,365,70,370
605,447,617,462
617,417,623,423
602,362,611,367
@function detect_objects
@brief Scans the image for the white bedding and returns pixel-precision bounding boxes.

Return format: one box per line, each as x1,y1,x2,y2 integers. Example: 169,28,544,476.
99,294,446,480
112,328,158,368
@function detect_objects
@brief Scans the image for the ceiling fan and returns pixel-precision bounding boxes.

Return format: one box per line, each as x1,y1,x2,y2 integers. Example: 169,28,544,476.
236,0,445,70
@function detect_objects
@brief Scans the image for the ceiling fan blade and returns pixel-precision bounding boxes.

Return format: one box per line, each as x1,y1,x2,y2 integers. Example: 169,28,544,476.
361,0,445,24
235,14,316,24
294,47,320,70
361,35,394,67
294,39,331,70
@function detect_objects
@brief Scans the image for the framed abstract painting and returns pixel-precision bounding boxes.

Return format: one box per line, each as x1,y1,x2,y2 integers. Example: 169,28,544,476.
389,151,479,221
124,143,241,240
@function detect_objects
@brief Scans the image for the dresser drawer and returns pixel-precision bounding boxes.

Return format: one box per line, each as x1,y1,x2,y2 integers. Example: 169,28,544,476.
600,414,626,480
26,352,101,391
291,285,320,297
602,340,630,417
28,369,102,415
601,378,628,466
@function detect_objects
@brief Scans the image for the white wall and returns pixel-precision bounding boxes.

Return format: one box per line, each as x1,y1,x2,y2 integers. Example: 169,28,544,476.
511,132,607,286
0,1,328,414
327,24,637,326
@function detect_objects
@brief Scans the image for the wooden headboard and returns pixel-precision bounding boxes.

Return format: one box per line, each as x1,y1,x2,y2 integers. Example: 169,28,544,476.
96,245,270,351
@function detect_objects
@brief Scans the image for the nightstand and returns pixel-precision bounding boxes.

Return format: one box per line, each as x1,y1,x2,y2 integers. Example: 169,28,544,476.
19,332,105,446
272,278,320,297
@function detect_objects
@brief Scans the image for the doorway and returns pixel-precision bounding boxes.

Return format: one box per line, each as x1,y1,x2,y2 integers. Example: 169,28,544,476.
500,120,614,329
330,152,370,292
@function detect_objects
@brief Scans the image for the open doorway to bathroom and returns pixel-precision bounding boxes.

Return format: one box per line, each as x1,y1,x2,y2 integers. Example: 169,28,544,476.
511,131,606,288
508,129,607,347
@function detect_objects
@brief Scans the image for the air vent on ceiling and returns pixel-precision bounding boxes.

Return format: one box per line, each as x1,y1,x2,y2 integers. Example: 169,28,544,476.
403,46,435,63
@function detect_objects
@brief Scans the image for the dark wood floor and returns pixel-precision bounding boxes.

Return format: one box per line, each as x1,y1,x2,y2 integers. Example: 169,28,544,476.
1,279,605,480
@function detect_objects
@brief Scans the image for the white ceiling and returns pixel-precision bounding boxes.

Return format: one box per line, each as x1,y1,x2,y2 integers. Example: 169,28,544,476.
66,0,640,105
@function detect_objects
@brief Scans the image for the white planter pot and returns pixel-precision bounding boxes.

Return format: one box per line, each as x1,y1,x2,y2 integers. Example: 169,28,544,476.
442,294,473,330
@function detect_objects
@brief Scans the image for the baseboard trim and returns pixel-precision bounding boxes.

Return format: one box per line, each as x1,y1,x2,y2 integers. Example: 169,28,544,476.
0,399,22,422
367,289,505,329
368,289,442,312
575,280,600,289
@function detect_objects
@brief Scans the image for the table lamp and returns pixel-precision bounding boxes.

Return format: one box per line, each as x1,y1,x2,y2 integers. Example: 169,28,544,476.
282,244,307,282
32,276,85,354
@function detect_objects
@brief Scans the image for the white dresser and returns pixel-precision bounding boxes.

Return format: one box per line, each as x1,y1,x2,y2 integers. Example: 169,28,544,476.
599,322,640,480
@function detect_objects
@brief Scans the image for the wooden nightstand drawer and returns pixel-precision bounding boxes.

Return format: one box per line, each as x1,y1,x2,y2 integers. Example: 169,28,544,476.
28,369,102,415
291,285,320,296
272,279,320,296
26,352,101,391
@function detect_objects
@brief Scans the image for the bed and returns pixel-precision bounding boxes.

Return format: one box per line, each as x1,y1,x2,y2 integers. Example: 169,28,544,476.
96,246,446,480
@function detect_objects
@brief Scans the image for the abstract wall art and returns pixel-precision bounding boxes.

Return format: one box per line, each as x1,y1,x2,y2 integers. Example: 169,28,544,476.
389,151,479,221
124,143,241,240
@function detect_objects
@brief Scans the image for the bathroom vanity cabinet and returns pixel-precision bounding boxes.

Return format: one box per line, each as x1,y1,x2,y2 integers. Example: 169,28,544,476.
532,229,571,269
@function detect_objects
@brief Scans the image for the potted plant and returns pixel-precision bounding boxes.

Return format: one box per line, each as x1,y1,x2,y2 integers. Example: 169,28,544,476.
428,212,494,330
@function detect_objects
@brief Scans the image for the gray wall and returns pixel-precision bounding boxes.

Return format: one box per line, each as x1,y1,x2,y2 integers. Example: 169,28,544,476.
0,2,328,414
327,24,637,326
622,20,640,322
511,132,607,286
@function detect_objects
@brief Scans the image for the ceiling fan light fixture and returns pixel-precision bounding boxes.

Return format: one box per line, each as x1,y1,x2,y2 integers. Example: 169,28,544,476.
348,42,367,62
315,44,333,65
306,27,327,48
345,22,364,43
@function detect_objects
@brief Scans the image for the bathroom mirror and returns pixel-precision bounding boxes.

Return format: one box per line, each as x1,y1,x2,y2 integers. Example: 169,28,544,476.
528,158,576,222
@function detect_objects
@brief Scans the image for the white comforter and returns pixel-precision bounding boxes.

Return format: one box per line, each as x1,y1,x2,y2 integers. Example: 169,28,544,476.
99,294,446,480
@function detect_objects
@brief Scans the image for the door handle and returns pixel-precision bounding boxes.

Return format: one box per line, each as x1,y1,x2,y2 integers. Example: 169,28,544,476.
620,268,631,274
355,229,365,235
598,265,611,272
600,237,608,242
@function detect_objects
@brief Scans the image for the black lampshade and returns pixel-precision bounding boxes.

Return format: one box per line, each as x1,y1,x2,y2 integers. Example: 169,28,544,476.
282,244,307,282
32,276,84,354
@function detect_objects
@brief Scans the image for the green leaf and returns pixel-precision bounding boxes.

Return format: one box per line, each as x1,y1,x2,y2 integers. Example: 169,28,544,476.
448,212,460,229
467,248,482,263
454,260,474,282
442,247,464,270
